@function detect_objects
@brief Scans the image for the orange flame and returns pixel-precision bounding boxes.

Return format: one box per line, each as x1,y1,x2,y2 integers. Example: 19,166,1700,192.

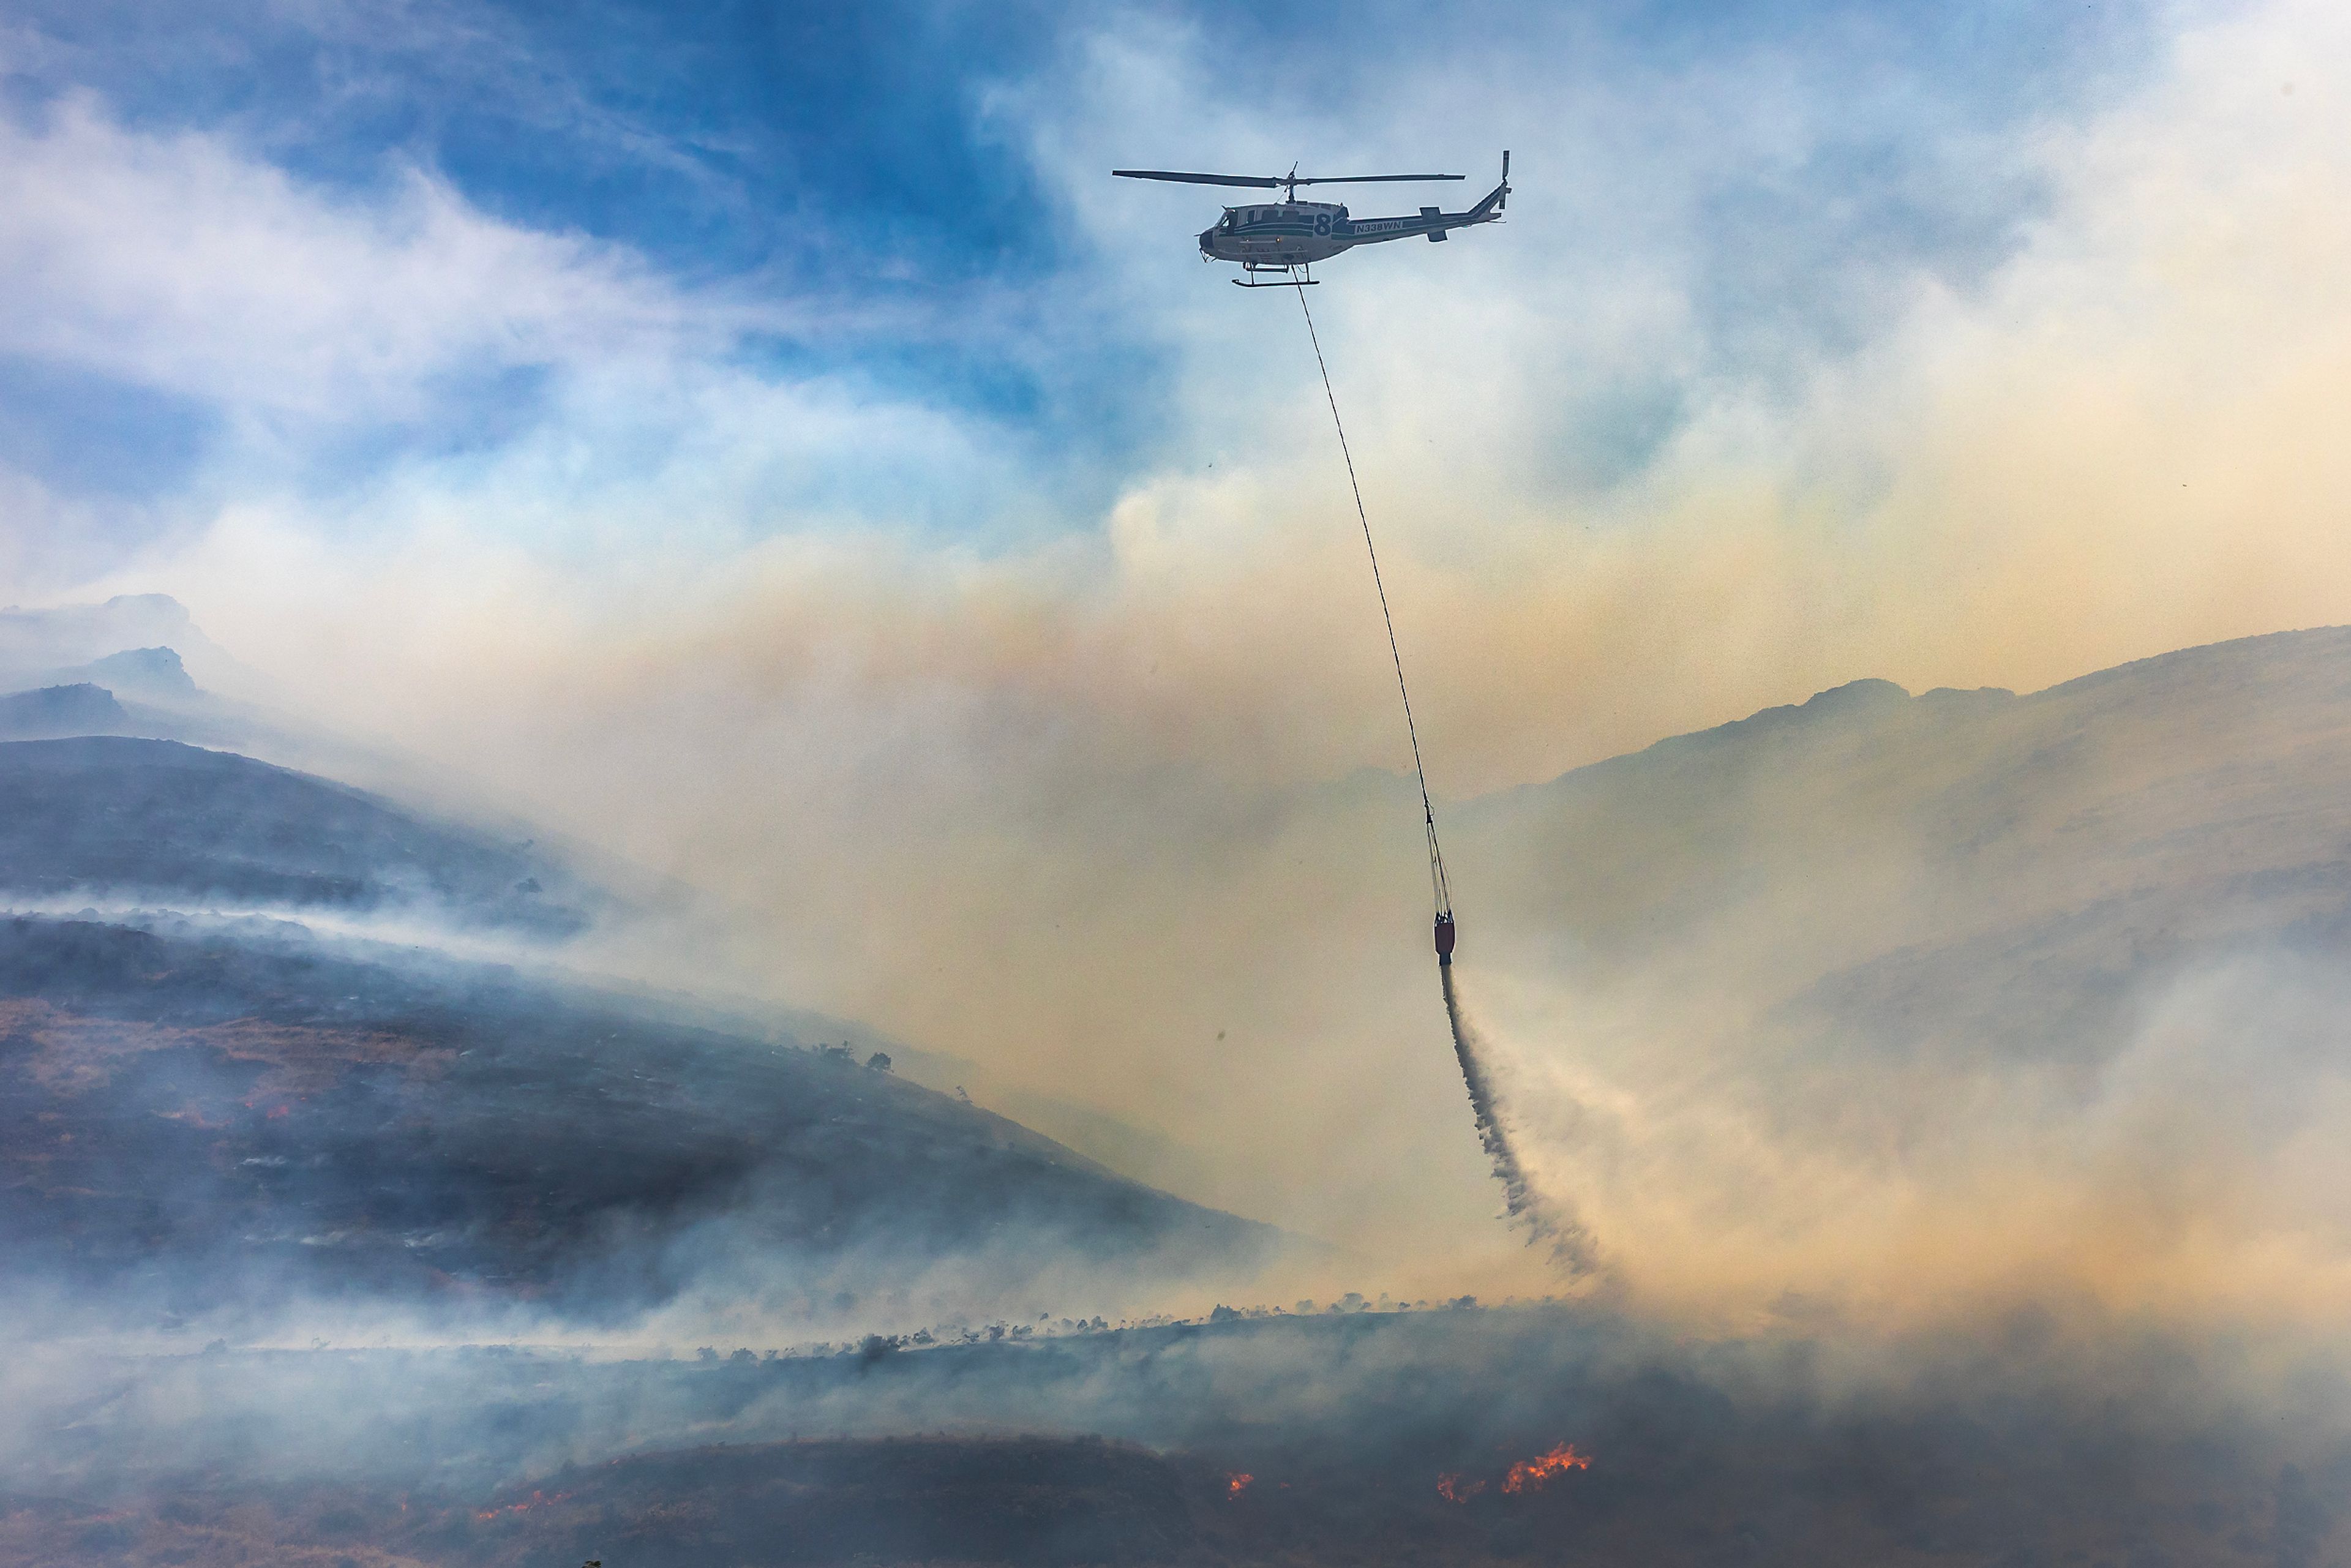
1226,1472,1254,1498
1501,1443,1591,1494
1438,1473,1486,1504
474,1488,571,1522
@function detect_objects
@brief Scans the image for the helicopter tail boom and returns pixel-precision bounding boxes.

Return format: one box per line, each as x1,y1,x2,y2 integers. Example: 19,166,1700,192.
1352,152,1509,246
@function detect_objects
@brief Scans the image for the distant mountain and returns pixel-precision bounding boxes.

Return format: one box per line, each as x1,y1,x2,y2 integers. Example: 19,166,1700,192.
41,645,197,700
1460,624,2351,1079
0,735,599,932
0,593,179,661
0,683,129,741
0,596,560,815
0,594,236,690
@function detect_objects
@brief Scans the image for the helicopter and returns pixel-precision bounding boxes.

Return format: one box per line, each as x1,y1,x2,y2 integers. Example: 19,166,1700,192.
1114,153,1509,286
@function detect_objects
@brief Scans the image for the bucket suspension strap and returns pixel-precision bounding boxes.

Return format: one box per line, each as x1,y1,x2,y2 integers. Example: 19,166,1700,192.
1295,287,1454,920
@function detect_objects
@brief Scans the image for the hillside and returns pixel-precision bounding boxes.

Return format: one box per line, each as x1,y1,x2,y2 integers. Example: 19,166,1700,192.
0,683,128,740
0,737,599,933
0,722,1277,1329
0,913,1276,1323
1469,628,2351,1004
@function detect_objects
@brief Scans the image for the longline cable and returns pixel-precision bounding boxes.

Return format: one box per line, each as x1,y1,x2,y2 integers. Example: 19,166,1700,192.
1295,287,1453,918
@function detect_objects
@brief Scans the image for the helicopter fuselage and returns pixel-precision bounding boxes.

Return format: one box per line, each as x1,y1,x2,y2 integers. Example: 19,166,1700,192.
1196,179,1505,271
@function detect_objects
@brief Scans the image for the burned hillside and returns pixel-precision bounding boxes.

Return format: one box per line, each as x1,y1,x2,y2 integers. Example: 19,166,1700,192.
0,913,1278,1327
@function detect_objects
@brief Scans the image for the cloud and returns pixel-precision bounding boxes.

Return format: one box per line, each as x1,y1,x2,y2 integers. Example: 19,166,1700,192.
0,83,1080,591
0,94,714,424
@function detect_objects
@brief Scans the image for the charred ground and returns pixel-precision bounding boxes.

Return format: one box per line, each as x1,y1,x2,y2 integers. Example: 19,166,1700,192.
6,1305,2345,1567
0,912,1275,1321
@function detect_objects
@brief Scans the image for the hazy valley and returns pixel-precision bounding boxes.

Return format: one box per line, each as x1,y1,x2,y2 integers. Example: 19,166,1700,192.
8,599,2351,1564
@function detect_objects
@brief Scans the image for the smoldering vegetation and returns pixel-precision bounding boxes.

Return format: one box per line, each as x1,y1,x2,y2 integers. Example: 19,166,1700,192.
6,1302,2349,1566
0,910,1280,1337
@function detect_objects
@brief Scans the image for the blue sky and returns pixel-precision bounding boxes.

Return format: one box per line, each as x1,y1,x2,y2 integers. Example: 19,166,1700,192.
0,0,2167,583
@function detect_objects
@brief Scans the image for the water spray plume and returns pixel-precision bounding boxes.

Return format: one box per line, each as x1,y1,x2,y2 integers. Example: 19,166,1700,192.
1442,964,1595,1272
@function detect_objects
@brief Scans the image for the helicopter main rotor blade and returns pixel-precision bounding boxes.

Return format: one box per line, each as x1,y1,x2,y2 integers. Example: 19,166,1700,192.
1112,170,1283,187
1291,173,1465,185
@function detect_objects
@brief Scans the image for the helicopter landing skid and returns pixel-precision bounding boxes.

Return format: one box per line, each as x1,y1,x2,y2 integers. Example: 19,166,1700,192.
1232,264,1316,288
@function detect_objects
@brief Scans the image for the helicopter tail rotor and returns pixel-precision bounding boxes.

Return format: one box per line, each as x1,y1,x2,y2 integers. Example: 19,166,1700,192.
1466,152,1512,221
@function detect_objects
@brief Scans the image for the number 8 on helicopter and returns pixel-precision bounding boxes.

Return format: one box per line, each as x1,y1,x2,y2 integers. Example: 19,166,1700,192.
1114,152,1509,287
